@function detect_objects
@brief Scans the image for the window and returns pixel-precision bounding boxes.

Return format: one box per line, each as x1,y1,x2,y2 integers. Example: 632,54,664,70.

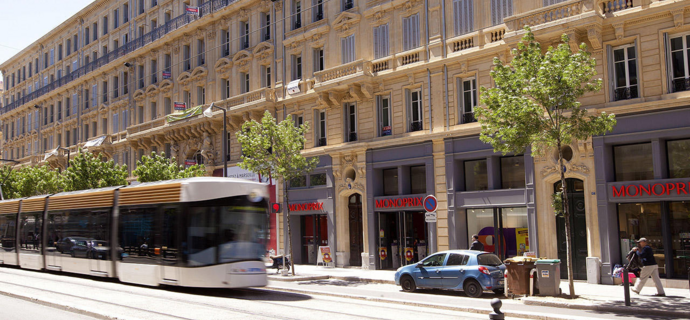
610,44,638,101
72,93,78,115
50,105,54,123
113,76,119,98
459,78,477,123
197,86,205,105
668,139,690,178
102,117,107,134
113,113,120,133
341,34,356,64
150,102,157,120
407,88,423,132
262,66,271,88
292,1,302,30
221,29,230,57
123,3,129,22
316,110,326,147
341,0,354,11
290,176,307,188
73,34,78,52
164,54,171,72
614,143,654,181
241,73,249,94
377,95,392,137
500,156,525,189
241,21,250,49
58,44,63,60
57,101,62,121
114,9,119,28
464,159,488,191
292,54,302,80
668,34,690,93
617,203,664,275
222,78,230,99
373,24,390,59
410,165,426,194
84,124,89,140
137,105,144,124
344,103,357,142
293,114,304,128
138,65,145,89
65,131,71,146
313,48,324,73
93,22,98,40
152,0,157,7
491,0,513,25
402,14,420,51
197,39,205,66
103,16,108,35
310,173,327,186
85,27,90,45
183,45,191,71
92,121,97,137
102,81,108,103
122,109,129,130
184,90,191,107
383,168,398,196
72,128,78,144
150,59,158,84
164,98,172,115
452,0,474,36
50,48,55,66
139,25,145,37
262,13,271,41
313,0,324,22
139,0,145,14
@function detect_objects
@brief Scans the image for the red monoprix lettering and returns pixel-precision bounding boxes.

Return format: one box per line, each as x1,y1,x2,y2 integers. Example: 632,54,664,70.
612,185,626,197
652,183,665,196
666,183,676,195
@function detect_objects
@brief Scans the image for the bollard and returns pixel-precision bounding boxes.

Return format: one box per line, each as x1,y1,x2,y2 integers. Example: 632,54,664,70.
622,267,631,307
489,298,504,320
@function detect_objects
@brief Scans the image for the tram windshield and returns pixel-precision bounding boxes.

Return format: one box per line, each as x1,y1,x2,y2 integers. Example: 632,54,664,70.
186,198,267,266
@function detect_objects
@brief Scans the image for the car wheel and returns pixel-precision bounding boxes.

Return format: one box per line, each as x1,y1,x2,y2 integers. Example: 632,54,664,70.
400,275,416,292
464,279,483,298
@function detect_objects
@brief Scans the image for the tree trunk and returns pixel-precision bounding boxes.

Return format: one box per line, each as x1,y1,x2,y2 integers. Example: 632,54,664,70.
283,180,296,276
558,140,576,299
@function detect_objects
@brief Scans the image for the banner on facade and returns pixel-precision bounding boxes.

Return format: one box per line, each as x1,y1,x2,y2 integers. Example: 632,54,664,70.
166,105,202,123
162,70,171,79
404,247,414,262
186,6,200,15
174,102,186,111
379,247,388,260
184,159,197,168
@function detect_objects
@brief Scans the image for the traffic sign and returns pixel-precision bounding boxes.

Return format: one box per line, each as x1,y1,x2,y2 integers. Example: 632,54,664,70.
425,211,437,223
423,195,437,213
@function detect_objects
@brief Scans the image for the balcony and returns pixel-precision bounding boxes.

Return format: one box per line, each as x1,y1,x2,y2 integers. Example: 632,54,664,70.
613,86,638,101
217,88,277,111
398,47,425,67
409,121,423,132
599,0,636,14
462,112,476,124
348,132,358,142
1,0,240,116
506,0,586,30
317,137,327,147
671,78,690,93
314,60,373,90
127,117,166,136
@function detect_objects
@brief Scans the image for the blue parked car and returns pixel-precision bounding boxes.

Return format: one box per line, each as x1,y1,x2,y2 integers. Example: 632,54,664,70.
394,250,506,298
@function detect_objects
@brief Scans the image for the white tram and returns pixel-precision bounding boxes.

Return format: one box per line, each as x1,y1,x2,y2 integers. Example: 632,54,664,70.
0,177,269,288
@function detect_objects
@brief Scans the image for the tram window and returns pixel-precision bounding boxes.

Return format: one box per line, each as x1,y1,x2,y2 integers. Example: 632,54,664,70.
0,214,17,252
19,213,42,254
55,209,111,259
187,206,218,266
218,205,267,263
161,207,179,265
119,207,157,265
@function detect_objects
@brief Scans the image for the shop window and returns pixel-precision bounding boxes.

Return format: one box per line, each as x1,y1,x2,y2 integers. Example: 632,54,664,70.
383,168,398,196
291,175,307,188
310,173,327,186
617,202,665,276
614,143,654,181
464,159,488,191
667,139,690,178
410,165,426,194
467,207,529,258
669,201,690,278
500,156,525,189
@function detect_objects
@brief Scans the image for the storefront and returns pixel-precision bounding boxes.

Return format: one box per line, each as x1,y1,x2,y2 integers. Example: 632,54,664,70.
366,142,436,270
594,108,690,283
285,156,335,265
444,136,537,260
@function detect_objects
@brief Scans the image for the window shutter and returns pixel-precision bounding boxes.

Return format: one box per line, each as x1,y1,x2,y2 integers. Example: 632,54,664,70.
402,17,409,51
383,24,389,57
373,26,380,59
414,14,420,48
92,84,97,106
664,33,673,94
606,45,615,101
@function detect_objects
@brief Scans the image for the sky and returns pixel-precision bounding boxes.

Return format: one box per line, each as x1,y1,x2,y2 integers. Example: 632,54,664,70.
0,0,95,82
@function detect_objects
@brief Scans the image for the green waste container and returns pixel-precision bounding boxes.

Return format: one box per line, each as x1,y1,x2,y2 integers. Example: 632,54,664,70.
504,257,539,295
536,259,562,296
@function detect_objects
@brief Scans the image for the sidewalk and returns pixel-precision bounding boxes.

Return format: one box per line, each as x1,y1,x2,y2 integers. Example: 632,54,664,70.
268,265,690,318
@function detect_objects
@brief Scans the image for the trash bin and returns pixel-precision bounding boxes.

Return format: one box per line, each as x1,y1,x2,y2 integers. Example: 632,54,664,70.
504,256,539,296
536,259,562,296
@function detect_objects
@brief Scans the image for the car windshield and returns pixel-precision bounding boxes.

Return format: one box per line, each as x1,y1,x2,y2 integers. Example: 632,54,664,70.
91,241,107,247
477,254,503,266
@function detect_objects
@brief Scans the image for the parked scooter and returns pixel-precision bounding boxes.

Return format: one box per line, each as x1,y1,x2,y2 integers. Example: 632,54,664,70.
268,254,291,273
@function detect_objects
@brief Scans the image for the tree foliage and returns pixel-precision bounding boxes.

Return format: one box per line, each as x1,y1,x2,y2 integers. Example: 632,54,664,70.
15,165,64,197
476,27,616,298
0,165,21,199
62,149,129,191
134,152,206,183
237,110,318,276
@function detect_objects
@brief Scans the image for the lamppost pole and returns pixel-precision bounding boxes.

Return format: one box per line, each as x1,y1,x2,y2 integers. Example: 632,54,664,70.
203,103,227,177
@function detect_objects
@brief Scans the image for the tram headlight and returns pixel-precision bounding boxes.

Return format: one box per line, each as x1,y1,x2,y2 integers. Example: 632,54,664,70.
248,190,263,202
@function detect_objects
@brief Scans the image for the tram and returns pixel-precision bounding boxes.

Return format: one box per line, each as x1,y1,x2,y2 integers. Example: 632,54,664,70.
0,177,269,288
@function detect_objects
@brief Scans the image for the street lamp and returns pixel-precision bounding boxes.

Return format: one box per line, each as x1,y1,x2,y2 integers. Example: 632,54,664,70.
0,159,20,200
203,103,227,177
56,145,71,169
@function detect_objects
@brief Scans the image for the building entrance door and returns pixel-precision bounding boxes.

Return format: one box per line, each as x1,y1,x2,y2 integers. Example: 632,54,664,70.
348,194,363,267
554,178,587,280
299,214,328,264
377,211,428,270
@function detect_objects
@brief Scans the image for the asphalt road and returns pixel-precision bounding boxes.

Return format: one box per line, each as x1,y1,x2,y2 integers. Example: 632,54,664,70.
0,267,510,320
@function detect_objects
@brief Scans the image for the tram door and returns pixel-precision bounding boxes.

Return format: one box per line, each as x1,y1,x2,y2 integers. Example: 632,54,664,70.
160,207,180,282
46,213,62,269
378,211,428,269
89,210,110,274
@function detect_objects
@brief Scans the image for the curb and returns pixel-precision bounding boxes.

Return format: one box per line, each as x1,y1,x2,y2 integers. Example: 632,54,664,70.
268,274,395,285
523,298,690,319
263,285,583,320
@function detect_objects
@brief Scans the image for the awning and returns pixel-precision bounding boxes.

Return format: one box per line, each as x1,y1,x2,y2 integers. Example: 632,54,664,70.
84,135,107,147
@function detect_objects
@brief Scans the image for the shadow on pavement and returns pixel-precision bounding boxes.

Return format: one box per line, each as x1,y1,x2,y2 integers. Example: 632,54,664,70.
295,279,370,287
161,286,313,302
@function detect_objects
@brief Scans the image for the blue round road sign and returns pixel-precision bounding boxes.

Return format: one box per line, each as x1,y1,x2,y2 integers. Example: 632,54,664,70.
423,195,437,213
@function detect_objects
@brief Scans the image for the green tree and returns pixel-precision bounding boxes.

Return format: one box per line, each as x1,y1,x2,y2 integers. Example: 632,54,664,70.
133,152,206,182
15,165,64,198
237,110,318,276
0,165,21,199
62,149,129,191
476,27,616,298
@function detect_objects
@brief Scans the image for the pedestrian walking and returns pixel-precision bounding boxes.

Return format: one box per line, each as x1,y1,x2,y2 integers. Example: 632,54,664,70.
469,234,484,251
631,237,665,296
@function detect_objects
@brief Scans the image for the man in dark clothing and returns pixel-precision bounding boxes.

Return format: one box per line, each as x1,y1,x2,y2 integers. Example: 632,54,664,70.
469,234,484,251
631,238,665,296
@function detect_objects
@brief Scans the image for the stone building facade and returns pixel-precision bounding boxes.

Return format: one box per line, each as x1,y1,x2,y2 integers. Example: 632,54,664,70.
2,0,690,283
